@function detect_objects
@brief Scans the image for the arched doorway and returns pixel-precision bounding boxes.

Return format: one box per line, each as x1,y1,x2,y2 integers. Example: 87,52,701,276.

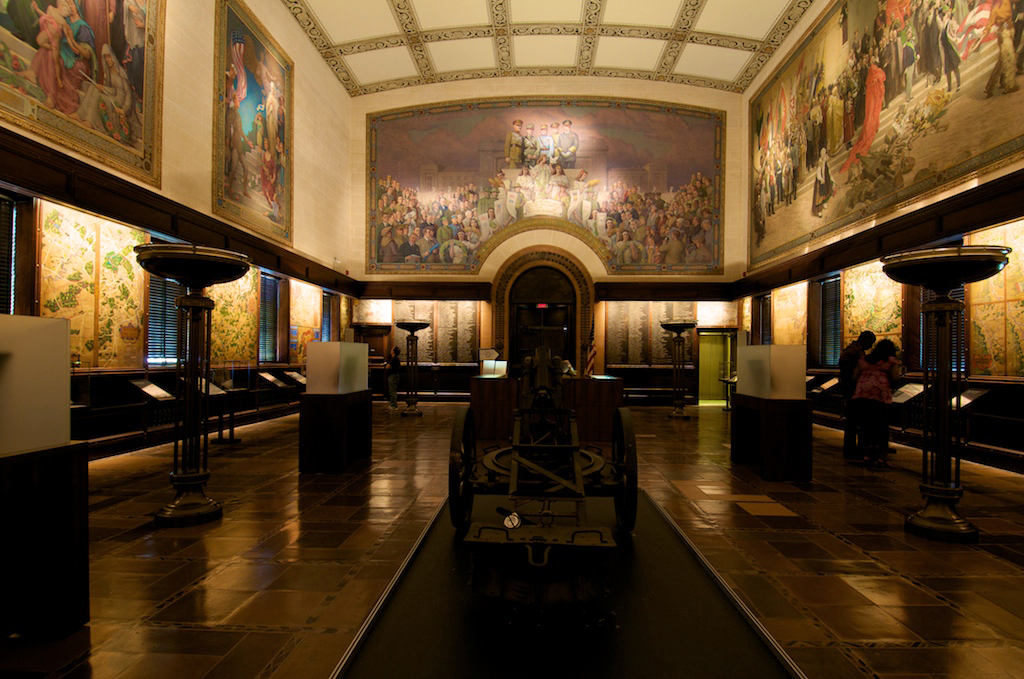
508,266,576,368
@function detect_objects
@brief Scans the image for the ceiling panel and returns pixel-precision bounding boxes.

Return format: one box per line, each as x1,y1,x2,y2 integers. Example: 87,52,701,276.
412,0,491,30
509,0,584,24
306,0,400,44
428,37,497,72
344,46,419,85
594,36,667,71
675,43,752,82
694,0,792,40
602,0,682,28
283,0,816,96
513,35,580,67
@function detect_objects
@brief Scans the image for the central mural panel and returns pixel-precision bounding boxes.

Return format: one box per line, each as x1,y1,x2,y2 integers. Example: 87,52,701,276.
367,98,725,275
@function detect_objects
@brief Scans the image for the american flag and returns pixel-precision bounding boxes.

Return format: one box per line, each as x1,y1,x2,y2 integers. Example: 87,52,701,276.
958,2,995,61
585,319,597,376
231,30,247,104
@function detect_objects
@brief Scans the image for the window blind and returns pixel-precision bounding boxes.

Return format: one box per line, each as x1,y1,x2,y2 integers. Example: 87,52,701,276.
259,273,280,362
0,199,13,315
821,276,842,367
147,276,184,365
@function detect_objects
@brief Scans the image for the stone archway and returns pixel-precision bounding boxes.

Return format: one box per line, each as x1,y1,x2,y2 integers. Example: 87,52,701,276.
492,247,594,370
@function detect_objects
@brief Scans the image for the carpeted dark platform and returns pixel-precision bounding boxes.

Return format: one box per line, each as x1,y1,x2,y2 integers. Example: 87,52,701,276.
333,490,802,679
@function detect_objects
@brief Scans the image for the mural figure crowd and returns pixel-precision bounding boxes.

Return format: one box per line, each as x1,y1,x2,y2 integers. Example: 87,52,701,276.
752,0,1024,262
372,105,722,273
0,0,149,147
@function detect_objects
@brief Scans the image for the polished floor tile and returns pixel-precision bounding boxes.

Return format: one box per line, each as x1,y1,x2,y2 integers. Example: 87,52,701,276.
4,404,1024,679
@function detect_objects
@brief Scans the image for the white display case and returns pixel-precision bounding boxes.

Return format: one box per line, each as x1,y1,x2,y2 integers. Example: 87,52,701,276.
307,341,369,395
0,315,71,457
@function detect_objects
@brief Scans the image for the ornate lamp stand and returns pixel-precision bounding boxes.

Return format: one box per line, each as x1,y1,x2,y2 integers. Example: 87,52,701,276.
882,245,1010,543
396,320,430,417
661,320,697,420
135,244,251,528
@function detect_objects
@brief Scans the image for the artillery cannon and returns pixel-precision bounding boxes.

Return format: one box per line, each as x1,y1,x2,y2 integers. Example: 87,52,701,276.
448,346,637,601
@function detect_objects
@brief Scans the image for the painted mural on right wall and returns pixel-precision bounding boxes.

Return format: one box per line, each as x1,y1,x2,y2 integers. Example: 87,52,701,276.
965,220,1024,377
750,0,1024,270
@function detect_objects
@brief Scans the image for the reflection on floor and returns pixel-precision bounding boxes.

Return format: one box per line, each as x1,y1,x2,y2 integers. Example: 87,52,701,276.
3,404,1024,679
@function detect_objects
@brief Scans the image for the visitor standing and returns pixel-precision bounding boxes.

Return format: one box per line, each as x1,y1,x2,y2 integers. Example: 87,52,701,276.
387,346,401,410
839,330,875,459
852,339,901,467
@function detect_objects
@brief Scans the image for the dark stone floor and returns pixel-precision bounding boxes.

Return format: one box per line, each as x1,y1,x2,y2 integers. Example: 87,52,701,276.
2,403,1023,678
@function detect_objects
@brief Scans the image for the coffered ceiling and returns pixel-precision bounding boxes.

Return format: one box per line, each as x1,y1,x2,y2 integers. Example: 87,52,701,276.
281,0,815,96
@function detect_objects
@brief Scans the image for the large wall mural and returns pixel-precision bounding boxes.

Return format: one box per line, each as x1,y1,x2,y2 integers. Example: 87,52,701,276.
750,0,1024,270
0,0,165,186
213,0,292,244
368,98,725,275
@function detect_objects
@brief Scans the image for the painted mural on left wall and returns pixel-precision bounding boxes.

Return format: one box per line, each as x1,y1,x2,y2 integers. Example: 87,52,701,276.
0,0,165,186
212,0,293,245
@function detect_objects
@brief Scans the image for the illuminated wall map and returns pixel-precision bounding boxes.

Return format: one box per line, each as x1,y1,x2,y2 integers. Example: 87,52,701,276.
966,221,1024,377
289,279,322,364
772,282,808,345
38,201,146,368
209,267,258,364
843,260,902,349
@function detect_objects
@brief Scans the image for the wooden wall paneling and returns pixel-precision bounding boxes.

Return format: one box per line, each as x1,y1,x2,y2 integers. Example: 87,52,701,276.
360,282,490,301
807,280,823,368
73,181,174,235
13,196,36,316
594,282,734,301
0,130,73,198
278,278,290,364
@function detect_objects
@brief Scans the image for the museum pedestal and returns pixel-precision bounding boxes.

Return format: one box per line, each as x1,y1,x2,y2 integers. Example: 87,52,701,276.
731,393,812,482
0,443,90,638
562,376,624,442
882,245,1011,543
299,391,372,473
470,376,519,441
471,375,624,442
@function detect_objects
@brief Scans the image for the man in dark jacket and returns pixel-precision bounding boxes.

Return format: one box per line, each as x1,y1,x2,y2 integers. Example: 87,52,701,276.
839,330,875,458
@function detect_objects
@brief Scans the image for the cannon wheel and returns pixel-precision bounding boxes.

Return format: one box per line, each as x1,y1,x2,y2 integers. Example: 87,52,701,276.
612,407,638,532
449,406,476,530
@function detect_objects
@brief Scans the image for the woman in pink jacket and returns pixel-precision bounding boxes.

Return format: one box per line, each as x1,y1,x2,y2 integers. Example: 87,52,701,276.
852,339,901,467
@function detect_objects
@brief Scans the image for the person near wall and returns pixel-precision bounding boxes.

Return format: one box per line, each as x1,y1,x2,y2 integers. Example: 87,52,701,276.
839,330,875,459
852,339,901,467
386,346,401,410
